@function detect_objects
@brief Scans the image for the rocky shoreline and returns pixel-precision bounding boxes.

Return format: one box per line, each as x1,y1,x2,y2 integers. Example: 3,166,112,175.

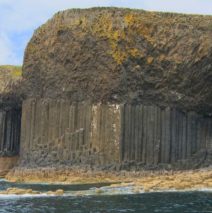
5,167,212,193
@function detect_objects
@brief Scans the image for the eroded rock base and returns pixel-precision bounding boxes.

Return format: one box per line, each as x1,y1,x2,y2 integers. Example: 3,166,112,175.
0,156,19,177
6,167,212,192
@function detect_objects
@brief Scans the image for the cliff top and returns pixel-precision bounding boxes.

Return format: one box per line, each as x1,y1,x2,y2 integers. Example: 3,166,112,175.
0,66,22,109
23,8,212,114
0,65,22,92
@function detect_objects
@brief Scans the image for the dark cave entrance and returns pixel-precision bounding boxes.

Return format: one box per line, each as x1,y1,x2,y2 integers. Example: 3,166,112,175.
0,108,21,157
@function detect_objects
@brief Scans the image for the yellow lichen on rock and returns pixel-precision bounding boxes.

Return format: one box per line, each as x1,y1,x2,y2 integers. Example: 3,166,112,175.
90,12,155,65
147,56,154,64
110,48,127,65
124,14,135,26
127,48,141,58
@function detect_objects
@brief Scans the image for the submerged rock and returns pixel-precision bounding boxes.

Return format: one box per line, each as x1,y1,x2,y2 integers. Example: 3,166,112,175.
0,187,40,195
0,187,65,196
55,189,64,195
23,8,212,114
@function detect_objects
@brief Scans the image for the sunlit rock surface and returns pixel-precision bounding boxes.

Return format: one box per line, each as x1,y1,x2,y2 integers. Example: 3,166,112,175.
23,8,212,114
0,157,19,177
2,8,211,175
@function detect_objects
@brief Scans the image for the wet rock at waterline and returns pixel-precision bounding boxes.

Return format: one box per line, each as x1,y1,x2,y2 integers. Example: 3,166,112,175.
0,187,64,196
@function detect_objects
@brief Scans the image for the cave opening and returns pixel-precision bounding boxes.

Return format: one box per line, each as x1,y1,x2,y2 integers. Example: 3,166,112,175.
0,108,22,157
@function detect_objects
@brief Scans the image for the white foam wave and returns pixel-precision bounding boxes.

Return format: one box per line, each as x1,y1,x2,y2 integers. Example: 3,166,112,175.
0,187,211,199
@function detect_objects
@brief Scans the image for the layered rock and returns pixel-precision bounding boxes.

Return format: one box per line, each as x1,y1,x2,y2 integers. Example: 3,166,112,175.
23,8,212,114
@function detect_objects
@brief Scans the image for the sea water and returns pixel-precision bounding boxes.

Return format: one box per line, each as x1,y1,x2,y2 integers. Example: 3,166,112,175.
0,179,211,213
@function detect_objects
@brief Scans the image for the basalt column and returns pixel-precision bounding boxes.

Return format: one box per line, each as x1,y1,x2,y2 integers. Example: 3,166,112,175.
0,109,21,157
120,104,212,167
20,99,212,169
0,108,21,176
20,99,121,167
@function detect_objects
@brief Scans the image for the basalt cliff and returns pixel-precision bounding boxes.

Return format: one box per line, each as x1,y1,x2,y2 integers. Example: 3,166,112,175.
0,66,22,176
23,8,212,114
0,8,212,178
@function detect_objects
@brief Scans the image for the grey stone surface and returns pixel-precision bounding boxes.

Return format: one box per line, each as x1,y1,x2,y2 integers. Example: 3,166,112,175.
20,99,121,167
121,104,212,166
20,99,212,169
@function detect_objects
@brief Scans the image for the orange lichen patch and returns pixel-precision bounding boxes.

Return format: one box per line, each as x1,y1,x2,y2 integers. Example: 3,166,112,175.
110,49,127,65
89,12,158,64
124,13,156,44
147,56,154,64
25,8,212,69
124,14,135,26
127,48,141,58
113,31,122,41
158,54,166,62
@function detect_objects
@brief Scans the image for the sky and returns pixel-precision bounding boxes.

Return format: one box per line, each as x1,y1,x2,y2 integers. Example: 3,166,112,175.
0,0,212,65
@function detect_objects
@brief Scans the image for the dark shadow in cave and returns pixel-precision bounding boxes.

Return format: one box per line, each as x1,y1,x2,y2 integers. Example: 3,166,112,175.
0,109,21,157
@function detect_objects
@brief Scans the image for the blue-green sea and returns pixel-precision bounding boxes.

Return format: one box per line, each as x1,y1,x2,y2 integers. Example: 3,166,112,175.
0,179,211,213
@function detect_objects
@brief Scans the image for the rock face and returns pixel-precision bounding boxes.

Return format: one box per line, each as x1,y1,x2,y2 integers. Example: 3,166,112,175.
0,66,22,160
0,156,19,177
23,8,212,115
17,8,212,170
0,109,21,157
20,99,212,169
20,99,121,167
0,66,22,109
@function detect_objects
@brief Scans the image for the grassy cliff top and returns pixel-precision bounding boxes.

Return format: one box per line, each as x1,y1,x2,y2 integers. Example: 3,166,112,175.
0,65,22,77
0,65,22,95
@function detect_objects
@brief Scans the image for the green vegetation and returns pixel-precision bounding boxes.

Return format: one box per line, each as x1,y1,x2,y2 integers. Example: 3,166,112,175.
0,65,22,77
